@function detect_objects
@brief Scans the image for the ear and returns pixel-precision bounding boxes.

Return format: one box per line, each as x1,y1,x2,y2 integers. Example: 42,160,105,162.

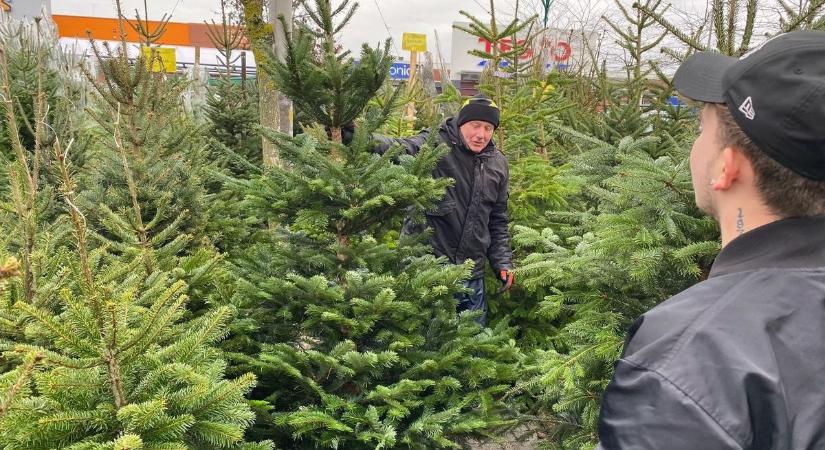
711,147,744,191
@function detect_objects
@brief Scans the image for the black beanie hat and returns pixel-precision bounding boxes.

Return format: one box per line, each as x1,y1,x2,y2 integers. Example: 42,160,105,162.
457,94,500,129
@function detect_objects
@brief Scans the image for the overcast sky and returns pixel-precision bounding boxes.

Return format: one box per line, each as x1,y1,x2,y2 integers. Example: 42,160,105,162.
51,0,504,61
50,0,779,70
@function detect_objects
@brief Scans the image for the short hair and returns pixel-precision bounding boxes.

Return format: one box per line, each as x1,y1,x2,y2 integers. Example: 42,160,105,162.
713,104,825,218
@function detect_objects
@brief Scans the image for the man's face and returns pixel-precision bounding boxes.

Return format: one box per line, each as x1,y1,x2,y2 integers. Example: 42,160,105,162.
459,120,495,153
690,105,723,218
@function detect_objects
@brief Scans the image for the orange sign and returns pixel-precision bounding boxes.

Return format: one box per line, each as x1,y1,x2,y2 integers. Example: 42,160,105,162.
51,15,249,50
0,0,10,13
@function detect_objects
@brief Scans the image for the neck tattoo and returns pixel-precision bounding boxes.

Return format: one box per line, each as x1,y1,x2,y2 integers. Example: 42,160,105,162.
736,208,745,236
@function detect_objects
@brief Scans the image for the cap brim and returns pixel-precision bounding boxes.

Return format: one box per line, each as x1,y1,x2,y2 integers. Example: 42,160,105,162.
673,52,738,103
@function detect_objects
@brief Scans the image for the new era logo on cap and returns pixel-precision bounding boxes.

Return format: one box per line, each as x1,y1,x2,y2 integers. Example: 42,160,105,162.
672,30,825,180
738,96,755,120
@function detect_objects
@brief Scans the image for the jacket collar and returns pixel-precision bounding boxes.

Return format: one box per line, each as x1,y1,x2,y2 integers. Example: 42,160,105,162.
709,214,825,278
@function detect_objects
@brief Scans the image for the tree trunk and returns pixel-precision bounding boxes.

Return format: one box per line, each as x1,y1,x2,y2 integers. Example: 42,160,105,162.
240,0,293,168
269,0,294,143
258,70,282,167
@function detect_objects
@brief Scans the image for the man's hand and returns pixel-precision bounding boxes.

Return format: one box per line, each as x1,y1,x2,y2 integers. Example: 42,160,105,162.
498,269,514,293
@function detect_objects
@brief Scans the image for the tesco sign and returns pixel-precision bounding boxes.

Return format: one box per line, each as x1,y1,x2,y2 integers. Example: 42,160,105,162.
450,22,596,79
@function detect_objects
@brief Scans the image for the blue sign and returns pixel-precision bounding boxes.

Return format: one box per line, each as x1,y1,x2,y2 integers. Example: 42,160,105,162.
543,62,569,72
389,62,411,80
477,60,510,68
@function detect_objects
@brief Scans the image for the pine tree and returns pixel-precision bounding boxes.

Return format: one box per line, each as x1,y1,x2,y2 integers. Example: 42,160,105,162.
204,0,263,175
201,0,265,255
0,14,270,448
503,0,718,446
74,4,214,283
222,1,526,447
0,135,271,449
262,0,393,147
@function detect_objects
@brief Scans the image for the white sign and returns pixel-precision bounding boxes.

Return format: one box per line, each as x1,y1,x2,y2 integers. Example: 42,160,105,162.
450,21,597,79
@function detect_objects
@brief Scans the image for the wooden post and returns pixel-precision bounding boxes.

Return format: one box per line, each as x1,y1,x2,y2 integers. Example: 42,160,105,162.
405,50,418,121
194,46,200,81
241,51,247,83
401,32,427,122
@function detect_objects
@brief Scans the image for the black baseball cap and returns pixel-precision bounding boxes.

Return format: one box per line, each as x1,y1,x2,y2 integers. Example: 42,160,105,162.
673,31,825,180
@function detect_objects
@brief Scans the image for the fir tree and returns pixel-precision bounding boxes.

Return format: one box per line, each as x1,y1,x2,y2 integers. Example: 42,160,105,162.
506,1,719,446
204,0,263,175
454,4,575,344
634,0,825,60
0,17,86,166
75,5,213,279
0,15,270,448
206,80,263,175
511,131,718,448
230,105,524,450
262,0,393,147
223,1,526,447
454,0,540,154
202,0,265,255
0,134,271,449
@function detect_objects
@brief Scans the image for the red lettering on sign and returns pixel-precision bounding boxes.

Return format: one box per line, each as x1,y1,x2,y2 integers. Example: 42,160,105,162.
500,38,512,53
518,40,534,59
554,41,572,61
478,38,493,53
478,37,534,60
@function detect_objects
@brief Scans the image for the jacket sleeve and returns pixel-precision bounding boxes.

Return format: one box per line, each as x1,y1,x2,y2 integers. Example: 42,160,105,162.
596,359,743,450
486,163,513,273
371,128,431,156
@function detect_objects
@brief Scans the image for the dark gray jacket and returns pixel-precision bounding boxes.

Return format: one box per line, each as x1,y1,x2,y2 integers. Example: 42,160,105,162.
597,215,825,449
374,117,513,279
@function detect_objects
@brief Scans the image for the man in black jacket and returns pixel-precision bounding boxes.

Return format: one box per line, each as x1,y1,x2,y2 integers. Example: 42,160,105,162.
596,31,825,449
373,94,514,326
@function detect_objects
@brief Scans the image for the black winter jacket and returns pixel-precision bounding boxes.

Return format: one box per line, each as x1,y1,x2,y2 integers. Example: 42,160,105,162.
597,215,825,449
374,117,513,279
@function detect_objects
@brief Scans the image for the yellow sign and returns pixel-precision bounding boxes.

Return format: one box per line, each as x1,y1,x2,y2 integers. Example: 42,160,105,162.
0,0,10,12
402,33,427,52
141,46,177,73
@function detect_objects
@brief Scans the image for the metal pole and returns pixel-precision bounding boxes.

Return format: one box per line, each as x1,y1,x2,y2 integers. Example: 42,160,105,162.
543,0,553,26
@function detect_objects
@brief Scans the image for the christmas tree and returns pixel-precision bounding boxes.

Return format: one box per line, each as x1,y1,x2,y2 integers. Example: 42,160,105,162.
75,4,212,276
263,0,392,147
204,0,263,176
221,1,526,447
506,0,721,446
0,12,270,449
201,0,265,255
